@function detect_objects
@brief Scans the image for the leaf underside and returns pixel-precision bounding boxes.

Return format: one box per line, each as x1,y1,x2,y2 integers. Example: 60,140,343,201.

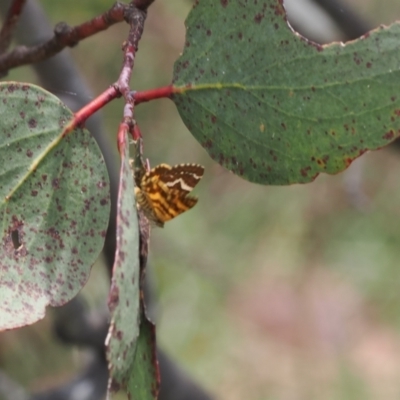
106,133,141,394
127,310,159,400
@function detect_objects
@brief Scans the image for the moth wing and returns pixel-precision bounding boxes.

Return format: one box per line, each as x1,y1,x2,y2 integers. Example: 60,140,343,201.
136,163,203,225
163,164,204,193
151,189,198,222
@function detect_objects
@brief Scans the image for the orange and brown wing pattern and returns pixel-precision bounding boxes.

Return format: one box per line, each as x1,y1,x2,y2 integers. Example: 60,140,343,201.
134,163,204,227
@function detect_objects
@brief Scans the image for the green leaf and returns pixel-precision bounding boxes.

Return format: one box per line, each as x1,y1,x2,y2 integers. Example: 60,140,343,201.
0,82,110,330
106,134,141,393
172,0,400,184
128,309,159,400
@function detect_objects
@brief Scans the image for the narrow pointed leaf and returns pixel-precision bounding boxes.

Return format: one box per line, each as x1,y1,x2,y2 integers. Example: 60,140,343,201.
128,310,159,400
106,133,141,393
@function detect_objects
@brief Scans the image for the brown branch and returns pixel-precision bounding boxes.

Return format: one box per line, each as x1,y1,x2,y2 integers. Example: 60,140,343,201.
0,0,27,54
0,1,127,74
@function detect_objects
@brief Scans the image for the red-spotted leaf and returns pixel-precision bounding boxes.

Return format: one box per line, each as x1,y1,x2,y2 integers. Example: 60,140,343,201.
106,133,141,393
172,0,400,184
0,82,110,330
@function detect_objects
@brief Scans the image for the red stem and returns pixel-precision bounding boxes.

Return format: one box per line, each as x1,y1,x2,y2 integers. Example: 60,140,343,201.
132,124,142,141
133,85,175,104
62,83,176,139
61,86,120,137
117,122,130,154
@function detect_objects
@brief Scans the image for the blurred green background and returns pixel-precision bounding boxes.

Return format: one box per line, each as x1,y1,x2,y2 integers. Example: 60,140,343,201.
3,1,400,399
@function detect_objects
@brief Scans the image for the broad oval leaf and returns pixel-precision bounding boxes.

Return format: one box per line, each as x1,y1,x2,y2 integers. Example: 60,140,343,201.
0,82,110,330
172,0,400,184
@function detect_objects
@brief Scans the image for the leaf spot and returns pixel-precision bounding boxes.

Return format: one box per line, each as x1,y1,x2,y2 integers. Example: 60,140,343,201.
254,13,264,24
11,230,22,250
52,178,60,189
383,130,395,140
28,118,37,129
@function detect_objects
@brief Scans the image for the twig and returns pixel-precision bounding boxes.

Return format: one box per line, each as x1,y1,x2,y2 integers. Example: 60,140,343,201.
117,4,147,126
0,2,127,74
48,5,147,144
0,0,27,54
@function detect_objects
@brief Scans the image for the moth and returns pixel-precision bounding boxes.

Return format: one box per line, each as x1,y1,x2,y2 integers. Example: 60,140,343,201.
134,163,204,227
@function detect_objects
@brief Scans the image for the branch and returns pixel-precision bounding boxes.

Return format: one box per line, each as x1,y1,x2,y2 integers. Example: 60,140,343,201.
0,2,127,74
0,0,27,54
116,4,147,127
